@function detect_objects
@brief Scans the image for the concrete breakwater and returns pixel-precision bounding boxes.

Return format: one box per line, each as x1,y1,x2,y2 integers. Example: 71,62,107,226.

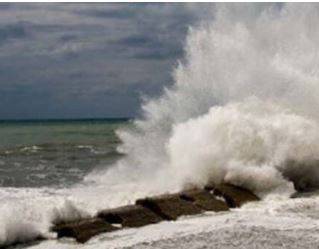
52,184,259,244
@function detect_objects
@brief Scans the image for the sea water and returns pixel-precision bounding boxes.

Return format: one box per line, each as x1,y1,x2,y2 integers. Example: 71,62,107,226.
0,119,130,247
0,119,127,188
3,3,319,249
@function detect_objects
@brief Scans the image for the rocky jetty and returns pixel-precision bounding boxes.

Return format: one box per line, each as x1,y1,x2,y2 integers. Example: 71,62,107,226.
52,183,259,243
98,204,163,228
180,189,230,211
205,184,259,207
136,193,203,220
52,218,118,243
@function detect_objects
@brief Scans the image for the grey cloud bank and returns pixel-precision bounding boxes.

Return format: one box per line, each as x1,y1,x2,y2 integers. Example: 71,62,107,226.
0,3,213,120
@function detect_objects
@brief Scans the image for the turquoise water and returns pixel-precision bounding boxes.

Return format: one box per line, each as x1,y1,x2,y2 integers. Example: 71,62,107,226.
0,119,129,188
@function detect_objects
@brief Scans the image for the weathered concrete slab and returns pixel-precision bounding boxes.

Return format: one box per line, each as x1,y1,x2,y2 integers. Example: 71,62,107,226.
180,189,229,212
52,218,118,243
98,204,163,228
205,183,259,208
136,193,202,220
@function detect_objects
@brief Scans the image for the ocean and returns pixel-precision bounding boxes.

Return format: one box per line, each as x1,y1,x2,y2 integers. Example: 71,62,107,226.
0,119,138,248
3,3,319,249
0,119,128,188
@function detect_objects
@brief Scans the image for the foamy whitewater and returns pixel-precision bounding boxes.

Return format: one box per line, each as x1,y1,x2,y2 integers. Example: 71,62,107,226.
3,3,319,248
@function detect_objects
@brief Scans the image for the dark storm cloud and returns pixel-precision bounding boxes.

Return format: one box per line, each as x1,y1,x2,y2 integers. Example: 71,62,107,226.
116,35,154,47
0,23,28,44
0,3,11,9
77,5,138,19
0,3,214,120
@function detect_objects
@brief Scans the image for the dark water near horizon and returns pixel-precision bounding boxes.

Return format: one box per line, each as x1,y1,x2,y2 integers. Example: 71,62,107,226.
0,119,130,188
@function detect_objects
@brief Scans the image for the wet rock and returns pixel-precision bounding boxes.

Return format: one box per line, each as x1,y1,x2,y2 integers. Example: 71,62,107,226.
180,189,229,212
51,185,259,244
205,183,259,208
136,193,203,220
282,160,319,192
52,218,118,243
291,189,319,198
0,235,46,249
98,204,163,228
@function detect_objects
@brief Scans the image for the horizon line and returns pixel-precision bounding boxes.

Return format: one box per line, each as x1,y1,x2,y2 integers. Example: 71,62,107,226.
0,117,133,122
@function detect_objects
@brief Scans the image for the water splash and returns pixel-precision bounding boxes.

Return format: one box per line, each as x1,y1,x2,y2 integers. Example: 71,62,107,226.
103,3,319,196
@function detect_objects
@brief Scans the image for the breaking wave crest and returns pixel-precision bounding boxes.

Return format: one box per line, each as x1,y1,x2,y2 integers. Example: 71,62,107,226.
110,3,319,196
168,98,319,195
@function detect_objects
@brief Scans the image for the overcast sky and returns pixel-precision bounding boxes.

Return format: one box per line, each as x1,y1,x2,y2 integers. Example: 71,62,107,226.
0,3,213,120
